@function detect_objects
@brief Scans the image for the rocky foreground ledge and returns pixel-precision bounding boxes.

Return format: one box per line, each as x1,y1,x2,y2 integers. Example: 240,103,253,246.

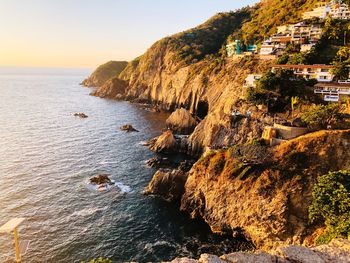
166,239,350,263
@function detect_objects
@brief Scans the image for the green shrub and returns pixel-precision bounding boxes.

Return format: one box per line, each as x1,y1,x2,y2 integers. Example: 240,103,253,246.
309,170,350,244
301,104,342,130
248,138,266,146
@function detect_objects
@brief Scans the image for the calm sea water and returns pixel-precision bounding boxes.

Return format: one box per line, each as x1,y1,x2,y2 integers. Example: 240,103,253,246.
0,68,250,263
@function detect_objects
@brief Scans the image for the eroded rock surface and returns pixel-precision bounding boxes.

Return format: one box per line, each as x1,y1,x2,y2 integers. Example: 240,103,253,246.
181,130,350,249
144,168,188,202
149,131,177,153
166,108,197,135
90,77,127,99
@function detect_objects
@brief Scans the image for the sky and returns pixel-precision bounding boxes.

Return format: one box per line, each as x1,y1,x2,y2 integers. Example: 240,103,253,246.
0,0,258,68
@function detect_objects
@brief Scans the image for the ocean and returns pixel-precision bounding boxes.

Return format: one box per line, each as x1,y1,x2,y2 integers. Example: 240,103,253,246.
0,67,250,263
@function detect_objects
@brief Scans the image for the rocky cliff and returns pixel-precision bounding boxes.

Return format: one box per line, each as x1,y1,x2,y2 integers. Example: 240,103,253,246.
82,60,128,87
86,0,322,153
180,130,350,249
83,0,350,257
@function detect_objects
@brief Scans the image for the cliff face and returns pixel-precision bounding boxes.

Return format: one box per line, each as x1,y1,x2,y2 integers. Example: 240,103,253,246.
85,1,328,154
180,130,350,249
90,77,127,99
82,61,128,87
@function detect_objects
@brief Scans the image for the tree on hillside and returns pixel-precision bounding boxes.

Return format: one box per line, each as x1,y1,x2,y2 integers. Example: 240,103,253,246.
331,61,350,80
301,104,342,130
246,69,315,112
309,170,350,244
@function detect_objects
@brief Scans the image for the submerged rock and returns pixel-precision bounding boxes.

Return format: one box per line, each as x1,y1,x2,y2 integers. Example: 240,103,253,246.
166,108,197,135
120,124,139,132
74,112,88,118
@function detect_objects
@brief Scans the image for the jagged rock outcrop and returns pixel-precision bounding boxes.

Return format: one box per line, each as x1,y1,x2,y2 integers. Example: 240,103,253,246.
180,130,350,249
90,77,127,99
166,108,197,135
144,168,188,202
149,131,177,153
82,61,128,87
165,239,350,263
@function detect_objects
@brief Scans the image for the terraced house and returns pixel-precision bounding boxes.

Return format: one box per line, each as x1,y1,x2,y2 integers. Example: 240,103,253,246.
272,64,334,82
303,0,350,20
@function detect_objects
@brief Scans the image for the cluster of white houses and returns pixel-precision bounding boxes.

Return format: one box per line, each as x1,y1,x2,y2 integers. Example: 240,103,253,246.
303,0,350,20
227,1,350,57
244,64,350,102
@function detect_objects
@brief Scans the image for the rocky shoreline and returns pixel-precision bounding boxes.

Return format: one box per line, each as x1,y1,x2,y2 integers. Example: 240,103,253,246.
166,239,350,263
80,1,350,260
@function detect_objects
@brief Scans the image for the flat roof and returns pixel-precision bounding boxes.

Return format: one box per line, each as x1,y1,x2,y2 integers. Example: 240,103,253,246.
273,64,333,69
0,218,25,233
315,82,350,88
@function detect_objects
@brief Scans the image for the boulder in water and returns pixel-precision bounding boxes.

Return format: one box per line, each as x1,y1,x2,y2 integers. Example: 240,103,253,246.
89,174,113,185
120,124,139,132
74,112,88,118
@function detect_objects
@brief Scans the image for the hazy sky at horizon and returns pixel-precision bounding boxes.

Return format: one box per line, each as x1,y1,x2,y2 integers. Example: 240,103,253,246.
0,0,258,68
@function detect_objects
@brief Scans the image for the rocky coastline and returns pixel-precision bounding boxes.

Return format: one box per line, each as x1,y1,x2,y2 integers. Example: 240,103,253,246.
81,0,350,261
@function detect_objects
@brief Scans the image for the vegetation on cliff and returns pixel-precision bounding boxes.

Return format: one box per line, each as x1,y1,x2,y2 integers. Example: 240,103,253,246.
181,130,350,249
309,170,350,244
246,69,316,112
82,61,128,87
232,0,320,44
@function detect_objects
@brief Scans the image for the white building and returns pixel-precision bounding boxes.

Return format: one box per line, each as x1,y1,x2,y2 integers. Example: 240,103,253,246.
314,82,350,101
275,22,323,43
301,43,316,52
272,64,334,82
330,2,350,20
244,74,262,88
303,2,331,20
303,1,350,20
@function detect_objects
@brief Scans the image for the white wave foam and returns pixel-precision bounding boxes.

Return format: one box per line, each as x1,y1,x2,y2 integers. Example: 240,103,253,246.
86,180,131,193
144,241,173,251
115,182,132,193
71,206,107,217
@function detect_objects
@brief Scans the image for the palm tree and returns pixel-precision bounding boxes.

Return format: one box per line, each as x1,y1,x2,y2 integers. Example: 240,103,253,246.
291,96,300,118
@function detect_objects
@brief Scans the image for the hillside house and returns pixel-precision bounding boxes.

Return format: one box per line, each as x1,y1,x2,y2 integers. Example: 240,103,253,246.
226,40,241,57
314,82,350,101
274,22,323,44
272,64,334,82
303,2,331,20
330,1,350,19
303,1,350,20
243,74,262,88
301,43,316,52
